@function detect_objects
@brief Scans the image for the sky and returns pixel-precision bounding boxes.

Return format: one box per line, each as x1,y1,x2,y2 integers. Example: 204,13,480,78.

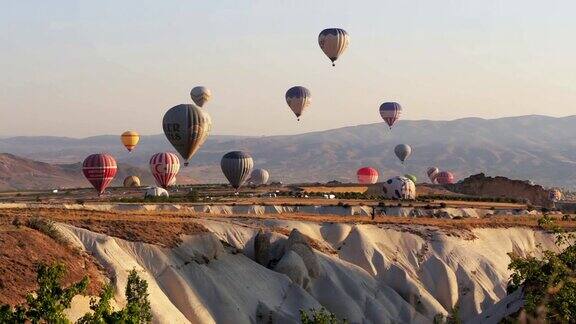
1,0,575,137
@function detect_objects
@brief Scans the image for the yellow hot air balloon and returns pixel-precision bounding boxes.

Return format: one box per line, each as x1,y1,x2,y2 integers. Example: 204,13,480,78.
123,175,141,187
121,131,140,152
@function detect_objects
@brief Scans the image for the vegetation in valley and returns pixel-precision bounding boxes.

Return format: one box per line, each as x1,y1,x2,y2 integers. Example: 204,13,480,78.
0,263,152,324
506,215,576,322
300,308,347,324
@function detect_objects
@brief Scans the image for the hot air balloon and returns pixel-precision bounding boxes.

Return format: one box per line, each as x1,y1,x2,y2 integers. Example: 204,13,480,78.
123,176,141,188
285,86,311,121
221,151,254,190
548,189,563,202
427,167,439,183
121,131,139,152
357,167,378,184
149,152,180,189
145,187,169,198
404,174,417,184
82,153,117,195
168,176,177,186
190,86,212,108
163,104,212,166
436,171,455,185
379,102,402,129
394,144,412,163
154,175,177,187
250,169,270,186
318,28,350,66
377,176,416,200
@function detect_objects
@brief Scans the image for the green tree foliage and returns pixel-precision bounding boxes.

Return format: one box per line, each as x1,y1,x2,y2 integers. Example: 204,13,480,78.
507,215,576,322
77,269,152,323
0,265,152,324
300,308,346,324
0,263,88,323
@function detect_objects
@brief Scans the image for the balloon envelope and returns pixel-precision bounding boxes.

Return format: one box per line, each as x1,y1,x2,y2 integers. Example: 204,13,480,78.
123,176,141,188
378,176,416,200
285,86,311,120
221,151,254,190
250,169,270,186
149,152,180,189
145,187,169,198
82,153,117,195
318,28,350,66
121,131,139,152
436,171,455,184
163,104,212,166
357,167,378,184
190,86,212,107
548,189,563,202
379,102,402,129
394,144,412,163
404,174,417,184
427,167,440,183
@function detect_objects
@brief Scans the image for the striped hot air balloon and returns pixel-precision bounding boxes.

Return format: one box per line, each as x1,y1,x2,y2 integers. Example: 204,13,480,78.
121,131,139,152
357,167,378,184
394,144,412,163
436,171,455,185
221,151,254,190
427,167,440,183
163,104,212,166
149,152,180,189
82,153,117,195
190,86,212,108
285,86,311,121
379,102,402,129
404,174,417,184
318,28,350,66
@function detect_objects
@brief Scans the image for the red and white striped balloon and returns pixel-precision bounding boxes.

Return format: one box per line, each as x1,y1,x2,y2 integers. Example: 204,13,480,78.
149,152,180,189
357,167,379,184
436,171,455,185
82,153,118,195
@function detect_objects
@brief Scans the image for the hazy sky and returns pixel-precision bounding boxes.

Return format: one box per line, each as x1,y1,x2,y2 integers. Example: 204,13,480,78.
1,0,575,137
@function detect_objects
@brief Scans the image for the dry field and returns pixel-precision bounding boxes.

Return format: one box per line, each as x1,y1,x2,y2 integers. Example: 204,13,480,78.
1,207,575,242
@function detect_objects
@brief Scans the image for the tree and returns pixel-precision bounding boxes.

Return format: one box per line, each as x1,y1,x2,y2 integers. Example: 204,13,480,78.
0,263,88,323
77,269,152,324
0,264,152,324
506,216,576,322
300,308,346,324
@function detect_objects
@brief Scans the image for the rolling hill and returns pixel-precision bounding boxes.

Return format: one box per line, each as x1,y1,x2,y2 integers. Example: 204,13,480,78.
0,153,157,191
1,115,576,189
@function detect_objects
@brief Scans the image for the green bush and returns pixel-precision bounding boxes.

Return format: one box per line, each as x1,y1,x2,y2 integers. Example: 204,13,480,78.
507,216,576,322
300,308,346,324
0,263,88,323
26,217,67,245
0,264,153,324
78,269,152,324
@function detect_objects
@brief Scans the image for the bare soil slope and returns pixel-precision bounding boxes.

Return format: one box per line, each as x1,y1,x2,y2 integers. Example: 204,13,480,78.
0,217,105,305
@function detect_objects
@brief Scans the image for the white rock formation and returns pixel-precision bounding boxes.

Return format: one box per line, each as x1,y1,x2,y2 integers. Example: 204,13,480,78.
54,219,557,324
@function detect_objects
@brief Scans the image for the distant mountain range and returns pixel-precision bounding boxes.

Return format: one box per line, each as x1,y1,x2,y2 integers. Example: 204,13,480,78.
1,115,575,190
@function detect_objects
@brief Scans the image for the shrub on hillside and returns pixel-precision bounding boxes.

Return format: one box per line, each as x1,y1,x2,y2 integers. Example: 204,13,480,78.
0,264,152,324
300,308,346,324
506,216,576,322
25,217,67,245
